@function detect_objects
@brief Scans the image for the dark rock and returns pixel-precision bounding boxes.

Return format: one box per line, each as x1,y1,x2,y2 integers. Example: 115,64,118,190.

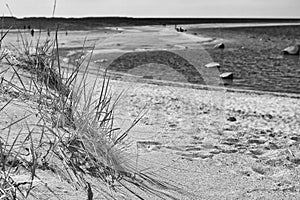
143,75,153,79
269,133,276,137
266,114,272,119
290,136,300,141
169,123,177,128
262,114,273,119
227,116,237,122
214,43,225,49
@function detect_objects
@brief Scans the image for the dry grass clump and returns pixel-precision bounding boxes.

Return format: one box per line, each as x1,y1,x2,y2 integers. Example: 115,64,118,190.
4,33,69,96
0,28,183,199
0,28,20,200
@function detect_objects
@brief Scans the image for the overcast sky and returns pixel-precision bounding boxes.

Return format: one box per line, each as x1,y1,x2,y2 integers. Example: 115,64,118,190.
1,0,300,18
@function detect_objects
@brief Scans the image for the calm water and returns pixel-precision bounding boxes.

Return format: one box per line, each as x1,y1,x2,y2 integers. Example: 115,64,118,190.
190,25,300,94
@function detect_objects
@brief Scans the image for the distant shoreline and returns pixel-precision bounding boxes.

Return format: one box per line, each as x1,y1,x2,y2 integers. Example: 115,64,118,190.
2,16,300,30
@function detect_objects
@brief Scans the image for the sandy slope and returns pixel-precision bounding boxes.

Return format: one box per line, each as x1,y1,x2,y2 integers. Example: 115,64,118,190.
102,77,300,199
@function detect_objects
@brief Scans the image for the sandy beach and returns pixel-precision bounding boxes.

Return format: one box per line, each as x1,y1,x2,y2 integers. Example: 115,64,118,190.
1,23,300,199
107,77,300,199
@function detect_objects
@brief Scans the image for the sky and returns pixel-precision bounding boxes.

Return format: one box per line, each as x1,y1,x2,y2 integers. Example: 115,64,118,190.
1,0,300,18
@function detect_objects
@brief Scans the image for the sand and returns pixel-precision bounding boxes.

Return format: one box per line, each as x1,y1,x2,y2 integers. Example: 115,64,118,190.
106,78,300,199
1,23,300,199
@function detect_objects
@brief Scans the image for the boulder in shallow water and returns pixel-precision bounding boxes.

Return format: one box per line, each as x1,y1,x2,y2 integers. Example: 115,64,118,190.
282,45,300,55
220,72,233,79
220,72,233,85
214,43,225,49
205,62,220,69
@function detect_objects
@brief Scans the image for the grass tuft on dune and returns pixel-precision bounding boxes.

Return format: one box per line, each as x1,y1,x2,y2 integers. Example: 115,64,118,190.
0,27,184,199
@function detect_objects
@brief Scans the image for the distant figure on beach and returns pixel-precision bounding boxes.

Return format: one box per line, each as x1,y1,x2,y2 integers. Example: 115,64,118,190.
175,25,186,32
27,25,31,30
47,28,50,37
30,29,34,37
65,31,68,36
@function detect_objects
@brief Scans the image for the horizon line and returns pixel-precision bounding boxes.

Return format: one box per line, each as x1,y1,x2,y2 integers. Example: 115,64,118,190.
3,15,300,20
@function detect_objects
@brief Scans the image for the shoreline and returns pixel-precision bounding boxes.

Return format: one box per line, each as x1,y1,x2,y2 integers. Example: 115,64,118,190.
184,22,300,29
84,60,300,98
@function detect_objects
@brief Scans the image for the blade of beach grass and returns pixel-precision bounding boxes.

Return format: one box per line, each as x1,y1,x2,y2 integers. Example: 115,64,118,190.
2,78,26,94
1,124,12,171
24,122,37,198
0,98,13,113
0,68,9,75
52,0,57,17
87,182,93,200
4,128,22,175
0,15,10,50
26,174,62,200
0,15,3,50
11,66,27,91
5,4,14,18
0,27,10,44
54,26,62,88
1,114,31,131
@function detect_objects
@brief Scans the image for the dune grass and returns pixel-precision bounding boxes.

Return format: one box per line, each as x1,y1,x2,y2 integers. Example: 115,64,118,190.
0,27,184,199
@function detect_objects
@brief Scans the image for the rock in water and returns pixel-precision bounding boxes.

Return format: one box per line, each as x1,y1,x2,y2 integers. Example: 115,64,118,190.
220,72,233,85
214,43,225,49
220,72,233,79
205,62,221,69
282,45,300,55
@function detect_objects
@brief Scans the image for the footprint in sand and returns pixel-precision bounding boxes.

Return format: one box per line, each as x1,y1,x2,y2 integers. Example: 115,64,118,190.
137,141,162,152
247,138,267,145
176,151,214,160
